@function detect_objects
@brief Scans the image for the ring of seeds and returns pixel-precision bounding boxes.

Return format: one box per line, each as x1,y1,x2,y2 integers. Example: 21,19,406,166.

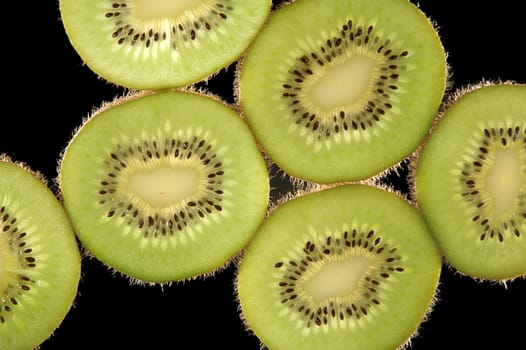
98,134,226,239
273,226,405,330
0,206,38,324
457,123,526,242
106,1,234,50
281,19,409,145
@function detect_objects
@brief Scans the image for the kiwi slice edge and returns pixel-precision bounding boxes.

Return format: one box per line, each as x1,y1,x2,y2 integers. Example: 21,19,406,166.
236,184,442,350
59,89,270,284
59,0,272,89
238,0,448,183
0,155,81,349
414,82,526,282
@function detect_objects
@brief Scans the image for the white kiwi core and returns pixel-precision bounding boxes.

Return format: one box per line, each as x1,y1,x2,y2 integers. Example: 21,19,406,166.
304,255,372,302
133,0,205,21
309,55,375,111
126,166,200,208
485,148,522,217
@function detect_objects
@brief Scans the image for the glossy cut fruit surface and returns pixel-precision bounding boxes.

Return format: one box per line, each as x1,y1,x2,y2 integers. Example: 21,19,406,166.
59,0,271,89
59,91,269,283
415,83,526,281
0,159,81,349
237,184,441,349
239,0,447,183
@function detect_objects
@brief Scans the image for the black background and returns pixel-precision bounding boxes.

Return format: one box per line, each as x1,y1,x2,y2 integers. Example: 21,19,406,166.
3,1,525,349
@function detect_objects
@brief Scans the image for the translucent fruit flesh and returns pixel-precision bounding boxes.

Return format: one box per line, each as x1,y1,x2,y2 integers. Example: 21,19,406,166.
0,159,81,349
415,84,526,281
59,0,272,89
237,184,441,349
59,91,269,283
134,0,204,21
239,0,447,183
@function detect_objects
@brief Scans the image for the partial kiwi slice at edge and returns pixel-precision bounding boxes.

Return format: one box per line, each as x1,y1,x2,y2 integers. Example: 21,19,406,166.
238,0,447,183
59,90,269,284
414,83,526,282
236,184,441,350
0,156,81,349
59,0,272,89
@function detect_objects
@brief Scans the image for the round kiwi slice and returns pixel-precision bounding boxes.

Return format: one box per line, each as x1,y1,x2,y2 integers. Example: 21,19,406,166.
59,0,271,89
414,83,526,281
0,156,81,349
238,0,447,183
236,184,441,349
59,90,269,283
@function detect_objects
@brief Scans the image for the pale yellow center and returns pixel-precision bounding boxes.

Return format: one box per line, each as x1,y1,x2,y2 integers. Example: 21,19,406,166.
485,148,522,217
304,255,371,302
126,166,200,208
133,0,204,21
309,55,375,111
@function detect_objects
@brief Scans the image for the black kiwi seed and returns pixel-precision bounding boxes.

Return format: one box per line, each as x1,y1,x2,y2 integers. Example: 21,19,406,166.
106,1,234,48
283,19,408,140
459,124,525,242
274,228,404,328
98,137,225,238
0,207,36,324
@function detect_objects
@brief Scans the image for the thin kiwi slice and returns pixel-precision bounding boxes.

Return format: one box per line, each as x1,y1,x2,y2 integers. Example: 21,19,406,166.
414,83,526,281
59,90,269,283
236,184,441,349
238,0,447,183
0,156,81,349
59,0,271,89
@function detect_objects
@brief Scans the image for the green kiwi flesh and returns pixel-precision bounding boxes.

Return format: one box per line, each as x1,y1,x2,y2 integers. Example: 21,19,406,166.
239,0,447,183
59,91,269,283
236,184,441,349
415,83,526,281
59,0,271,89
0,157,81,349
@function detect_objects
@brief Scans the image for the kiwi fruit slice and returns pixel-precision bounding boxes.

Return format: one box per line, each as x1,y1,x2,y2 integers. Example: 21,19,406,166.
414,82,526,281
58,90,269,283
0,156,81,349
236,184,441,349
58,0,271,89
238,0,447,183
